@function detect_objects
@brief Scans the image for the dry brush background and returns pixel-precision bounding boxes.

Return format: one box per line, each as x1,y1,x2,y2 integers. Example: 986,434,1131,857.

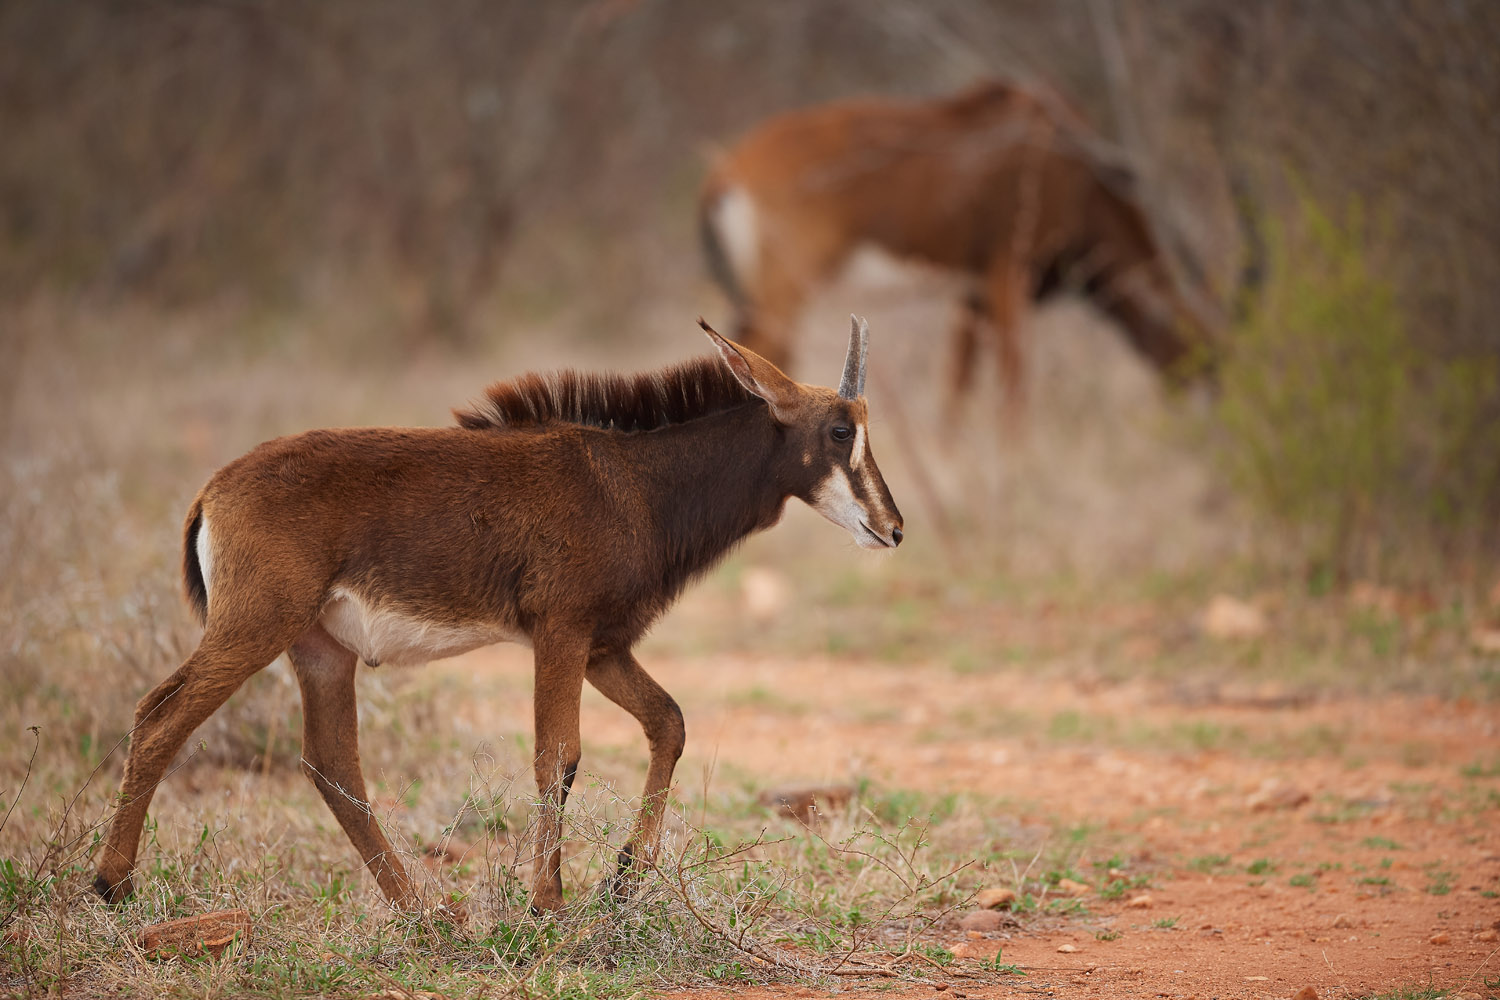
2,2,1499,998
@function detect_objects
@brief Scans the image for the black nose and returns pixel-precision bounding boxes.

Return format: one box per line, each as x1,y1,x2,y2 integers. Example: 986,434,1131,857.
891,527,903,546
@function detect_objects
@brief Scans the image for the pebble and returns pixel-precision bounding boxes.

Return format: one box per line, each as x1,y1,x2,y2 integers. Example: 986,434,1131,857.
1292,988,1319,1000
1246,780,1311,811
1476,928,1499,942
958,910,1009,933
1057,942,1079,953
1203,594,1267,639
1429,931,1450,945
974,887,1017,910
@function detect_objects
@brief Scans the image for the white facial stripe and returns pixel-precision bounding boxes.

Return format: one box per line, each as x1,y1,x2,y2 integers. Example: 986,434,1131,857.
196,514,213,609
849,422,866,471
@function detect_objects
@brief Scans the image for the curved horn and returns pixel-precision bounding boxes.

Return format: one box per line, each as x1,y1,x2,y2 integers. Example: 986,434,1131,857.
838,314,870,399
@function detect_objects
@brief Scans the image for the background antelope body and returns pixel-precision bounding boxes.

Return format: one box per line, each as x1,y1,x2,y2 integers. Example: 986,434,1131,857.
701,79,1230,413
94,320,901,913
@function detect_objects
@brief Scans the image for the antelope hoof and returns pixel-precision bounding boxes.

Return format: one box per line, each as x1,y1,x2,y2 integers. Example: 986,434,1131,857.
528,887,564,916
608,844,643,902
93,872,134,904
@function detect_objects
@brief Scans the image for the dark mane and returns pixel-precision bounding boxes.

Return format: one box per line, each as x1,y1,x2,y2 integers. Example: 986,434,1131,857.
455,355,758,433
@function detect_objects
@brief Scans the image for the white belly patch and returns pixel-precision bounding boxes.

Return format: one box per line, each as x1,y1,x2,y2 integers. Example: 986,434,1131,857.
318,587,526,667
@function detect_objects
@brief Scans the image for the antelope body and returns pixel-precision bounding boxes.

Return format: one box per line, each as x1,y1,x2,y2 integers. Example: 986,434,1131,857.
95,320,902,912
701,79,1221,415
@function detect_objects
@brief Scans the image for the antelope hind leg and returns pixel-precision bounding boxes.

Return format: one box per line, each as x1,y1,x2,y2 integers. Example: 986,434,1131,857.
95,631,286,902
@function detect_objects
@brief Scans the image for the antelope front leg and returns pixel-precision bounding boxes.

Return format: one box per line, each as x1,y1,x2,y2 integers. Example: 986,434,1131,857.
585,649,685,890
528,624,589,912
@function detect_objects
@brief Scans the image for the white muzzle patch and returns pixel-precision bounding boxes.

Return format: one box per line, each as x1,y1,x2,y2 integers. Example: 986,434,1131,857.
811,466,887,549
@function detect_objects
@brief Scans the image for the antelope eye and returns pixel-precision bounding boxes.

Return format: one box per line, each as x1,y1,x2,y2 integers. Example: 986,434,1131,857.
831,425,853,442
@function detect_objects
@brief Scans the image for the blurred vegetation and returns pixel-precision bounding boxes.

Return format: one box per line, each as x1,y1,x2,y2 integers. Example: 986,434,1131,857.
1218,192,1499,583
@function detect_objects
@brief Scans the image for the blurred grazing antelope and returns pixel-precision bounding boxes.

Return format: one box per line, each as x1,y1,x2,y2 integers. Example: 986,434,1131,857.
701,79,1226,419
94,318,903,912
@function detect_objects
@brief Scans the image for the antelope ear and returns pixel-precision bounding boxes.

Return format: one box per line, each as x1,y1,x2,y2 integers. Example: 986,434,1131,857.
699,318,800,421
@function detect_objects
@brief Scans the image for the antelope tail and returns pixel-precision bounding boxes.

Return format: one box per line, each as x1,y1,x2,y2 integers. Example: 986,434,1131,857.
182,495,208,626
698,172,748,310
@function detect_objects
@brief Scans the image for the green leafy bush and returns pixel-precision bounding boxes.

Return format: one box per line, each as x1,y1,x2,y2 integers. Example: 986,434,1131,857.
1217,192,1498,581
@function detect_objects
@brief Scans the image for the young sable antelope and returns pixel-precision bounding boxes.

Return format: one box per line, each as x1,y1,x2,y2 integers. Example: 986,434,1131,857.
95,318,903,912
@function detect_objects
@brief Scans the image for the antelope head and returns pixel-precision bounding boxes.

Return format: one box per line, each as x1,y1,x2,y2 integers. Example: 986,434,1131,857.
701,315,904,549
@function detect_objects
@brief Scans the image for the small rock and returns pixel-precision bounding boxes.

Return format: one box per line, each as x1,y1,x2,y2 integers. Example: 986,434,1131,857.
757,785,853,825
1203,595,1267,640
1246,779,1311,811
1476,928,1499,942
958,910,1009,933
1429,931,1450,945
949,942,974,959
965,930,985,940
139,909,252,960
1349,581,1400,616
1056,942,1079,953
741,566,790,621
974,887,1017,910
1331,913,1354,929
1292,987,1319,1000
421,839,474,870
1124,893,1153,909
1056,878,1092,897
1472,628,1500,655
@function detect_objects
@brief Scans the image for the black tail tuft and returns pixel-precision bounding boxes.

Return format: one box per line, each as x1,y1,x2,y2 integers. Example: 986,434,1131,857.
183,501,208,626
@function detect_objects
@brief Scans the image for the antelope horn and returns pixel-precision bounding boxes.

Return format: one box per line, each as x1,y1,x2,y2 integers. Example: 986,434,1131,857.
838,314,870,399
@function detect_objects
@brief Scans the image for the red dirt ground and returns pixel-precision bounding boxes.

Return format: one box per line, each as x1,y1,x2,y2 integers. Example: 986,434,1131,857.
438,650,1500,999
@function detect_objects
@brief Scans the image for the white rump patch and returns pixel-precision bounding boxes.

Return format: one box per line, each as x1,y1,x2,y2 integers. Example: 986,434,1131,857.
319,586,527,668
714,185,760,288
196,515,214,609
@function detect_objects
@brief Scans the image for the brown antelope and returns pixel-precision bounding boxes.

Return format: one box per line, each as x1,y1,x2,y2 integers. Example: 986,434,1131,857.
94,318,903,912
700,79,1224,419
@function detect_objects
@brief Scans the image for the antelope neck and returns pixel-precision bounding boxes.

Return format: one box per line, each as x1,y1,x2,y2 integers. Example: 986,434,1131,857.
631,402,786,587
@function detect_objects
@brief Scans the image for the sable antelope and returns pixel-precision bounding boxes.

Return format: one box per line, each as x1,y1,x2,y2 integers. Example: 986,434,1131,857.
94,318,903,912
701,79,1225,419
